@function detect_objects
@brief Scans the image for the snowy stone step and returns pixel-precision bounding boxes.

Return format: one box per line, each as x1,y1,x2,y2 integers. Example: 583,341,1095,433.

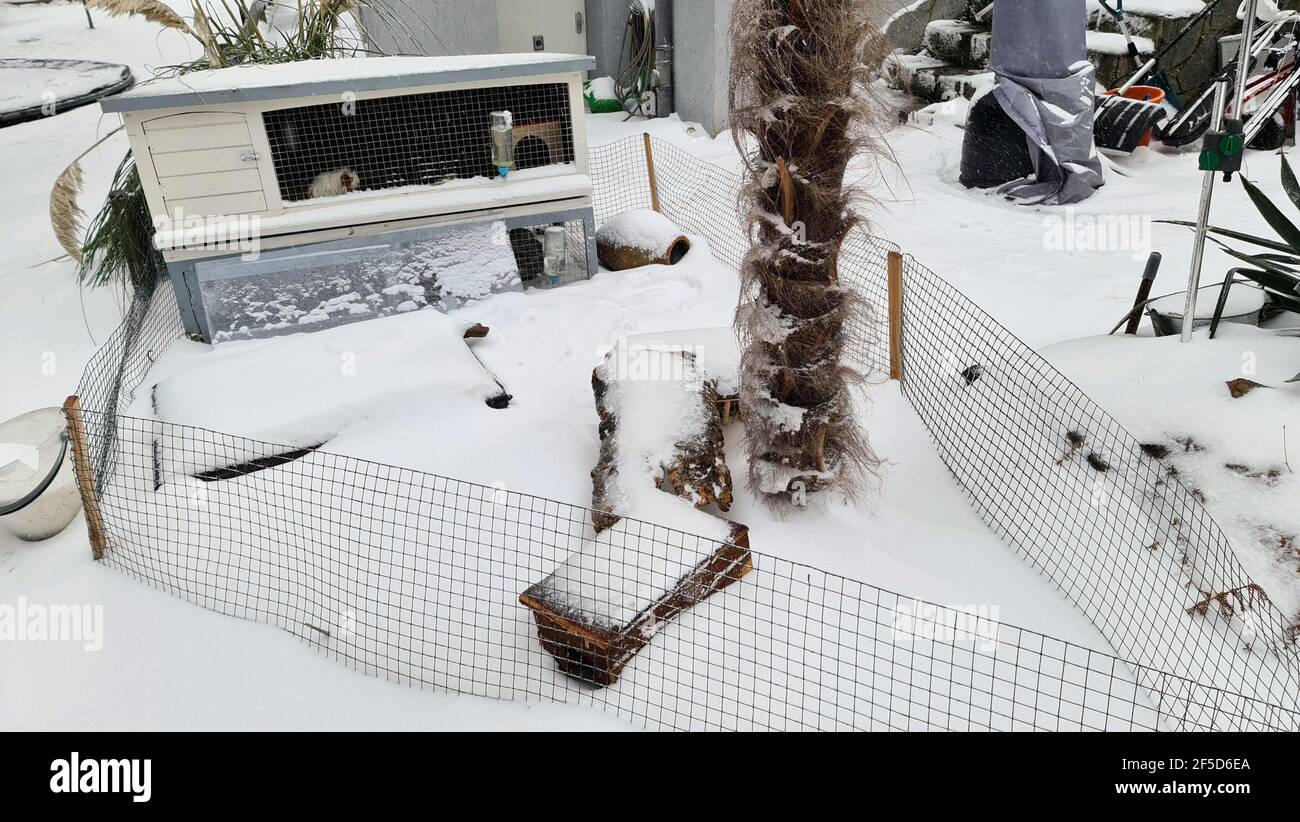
883,51,993,103
922,19,990,69
1085,0,1207,39
1087,29,1156,88
921,17,1161,81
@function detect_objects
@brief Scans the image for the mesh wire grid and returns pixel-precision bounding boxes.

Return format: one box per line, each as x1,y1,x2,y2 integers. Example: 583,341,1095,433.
263,82,576,202
69,135,1300,731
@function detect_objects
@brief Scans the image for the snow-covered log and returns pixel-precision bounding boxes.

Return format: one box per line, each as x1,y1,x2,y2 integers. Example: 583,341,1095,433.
589,341,733,532
596,208,691,270
519,520,752,687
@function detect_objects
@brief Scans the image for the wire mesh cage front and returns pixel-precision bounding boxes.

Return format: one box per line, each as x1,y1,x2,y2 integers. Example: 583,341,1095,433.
263,82,577,203
181,212,594,343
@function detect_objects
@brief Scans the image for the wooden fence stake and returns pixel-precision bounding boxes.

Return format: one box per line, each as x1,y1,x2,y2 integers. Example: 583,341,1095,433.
63,395,108,560
887,251,904,382
643,132,661,213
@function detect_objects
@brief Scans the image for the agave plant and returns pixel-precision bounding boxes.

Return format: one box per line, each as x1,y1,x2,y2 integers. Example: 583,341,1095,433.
1166,156,1300,337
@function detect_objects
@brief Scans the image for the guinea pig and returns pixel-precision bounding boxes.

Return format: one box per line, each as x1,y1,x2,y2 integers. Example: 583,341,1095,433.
308,168,361,199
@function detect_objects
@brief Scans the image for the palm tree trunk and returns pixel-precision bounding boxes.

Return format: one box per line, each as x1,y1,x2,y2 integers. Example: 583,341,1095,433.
729,0,882,506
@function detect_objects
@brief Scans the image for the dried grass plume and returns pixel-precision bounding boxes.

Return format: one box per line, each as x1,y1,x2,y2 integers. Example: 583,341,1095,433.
49,161,85,263
86,0,197,37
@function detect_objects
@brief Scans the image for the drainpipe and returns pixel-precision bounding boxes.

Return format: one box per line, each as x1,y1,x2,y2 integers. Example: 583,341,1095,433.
654,0,674,117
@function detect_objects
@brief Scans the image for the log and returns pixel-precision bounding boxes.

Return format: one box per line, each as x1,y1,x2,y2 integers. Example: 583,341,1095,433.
595,209,691,271
888,250,904,382
643,132,661,213
519,521,752,687
590,346,732,532
62,395,108,560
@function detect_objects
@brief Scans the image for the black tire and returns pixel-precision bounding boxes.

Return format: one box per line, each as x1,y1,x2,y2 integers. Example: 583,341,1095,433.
1246,111,1288,150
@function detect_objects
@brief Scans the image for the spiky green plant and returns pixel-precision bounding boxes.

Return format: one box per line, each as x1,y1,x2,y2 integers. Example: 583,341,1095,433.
1163,155,1300,381
78,154,157,294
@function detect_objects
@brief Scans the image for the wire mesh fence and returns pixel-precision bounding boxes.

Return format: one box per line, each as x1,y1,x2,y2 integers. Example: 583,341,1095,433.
263,81,576,201
68,135,1300,731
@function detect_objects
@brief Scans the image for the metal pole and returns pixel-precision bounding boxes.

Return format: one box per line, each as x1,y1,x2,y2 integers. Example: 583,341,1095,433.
1180,80,1230,342
1233,0,1261,113
1180,0,1260,342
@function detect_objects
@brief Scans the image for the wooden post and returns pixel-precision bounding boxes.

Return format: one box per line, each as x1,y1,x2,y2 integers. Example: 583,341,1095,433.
887,251,904,382
642,132,661,213
63,395,108,560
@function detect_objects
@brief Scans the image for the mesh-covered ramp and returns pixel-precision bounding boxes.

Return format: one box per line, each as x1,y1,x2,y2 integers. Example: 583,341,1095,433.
66,136,1300,731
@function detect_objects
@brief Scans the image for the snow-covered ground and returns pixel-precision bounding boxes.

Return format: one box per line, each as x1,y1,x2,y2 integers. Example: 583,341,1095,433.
1,1,1295,729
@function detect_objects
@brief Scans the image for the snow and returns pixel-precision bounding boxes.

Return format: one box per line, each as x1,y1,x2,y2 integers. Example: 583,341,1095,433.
1086,30,1156,56
1041,326,1300,627
416,222,523,309
1085,0,1206,19
1148,283,1267,320
530,519,723,632
0,524,635,730
586,76,618,101
618,327,741,397
131,309,502,465
0,58,129,114
595,207,684,254
2,1,1296,729
591,338,731,540
106,53,593,105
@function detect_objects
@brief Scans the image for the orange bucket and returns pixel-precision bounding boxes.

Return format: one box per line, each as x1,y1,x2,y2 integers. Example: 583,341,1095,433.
1104,85,1167,147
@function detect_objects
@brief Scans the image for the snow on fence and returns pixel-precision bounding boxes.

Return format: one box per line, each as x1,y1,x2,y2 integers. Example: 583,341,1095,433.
64,136,1299,731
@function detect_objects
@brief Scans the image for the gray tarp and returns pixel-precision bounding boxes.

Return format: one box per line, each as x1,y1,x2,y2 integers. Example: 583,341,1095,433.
990,0,1104,205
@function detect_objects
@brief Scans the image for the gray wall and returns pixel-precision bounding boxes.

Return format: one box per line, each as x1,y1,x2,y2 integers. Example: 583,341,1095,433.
584,0,732,135
369,0,737,136
362,0,500,56
672,0,731,135
584,0,627,78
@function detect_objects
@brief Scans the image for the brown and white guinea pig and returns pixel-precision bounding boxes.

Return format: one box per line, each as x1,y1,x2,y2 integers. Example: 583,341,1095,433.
308,168,361,199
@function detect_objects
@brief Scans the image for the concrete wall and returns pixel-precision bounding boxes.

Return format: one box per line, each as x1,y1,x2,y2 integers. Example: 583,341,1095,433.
584,0,627,78
673,0,732,135
367,0,738,137
584,0,733,135
879,0,968,50
361,1,500,56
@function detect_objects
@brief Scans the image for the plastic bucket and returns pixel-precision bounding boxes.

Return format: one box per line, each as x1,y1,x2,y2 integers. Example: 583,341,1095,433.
0,408,81,541
1104,85,1167,147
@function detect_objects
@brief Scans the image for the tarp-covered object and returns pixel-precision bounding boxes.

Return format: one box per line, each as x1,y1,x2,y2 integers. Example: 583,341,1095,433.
989,0,1104,205
0,59,133,127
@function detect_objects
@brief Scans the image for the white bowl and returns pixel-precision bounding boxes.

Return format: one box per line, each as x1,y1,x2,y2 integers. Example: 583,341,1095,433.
0,407,82,541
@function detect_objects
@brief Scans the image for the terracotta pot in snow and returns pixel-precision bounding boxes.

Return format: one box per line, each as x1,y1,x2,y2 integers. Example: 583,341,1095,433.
595,209,691,271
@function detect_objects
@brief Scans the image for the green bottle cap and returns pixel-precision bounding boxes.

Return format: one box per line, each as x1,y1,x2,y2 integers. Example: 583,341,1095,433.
1199,149,1221,171
1219,133,1244,156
